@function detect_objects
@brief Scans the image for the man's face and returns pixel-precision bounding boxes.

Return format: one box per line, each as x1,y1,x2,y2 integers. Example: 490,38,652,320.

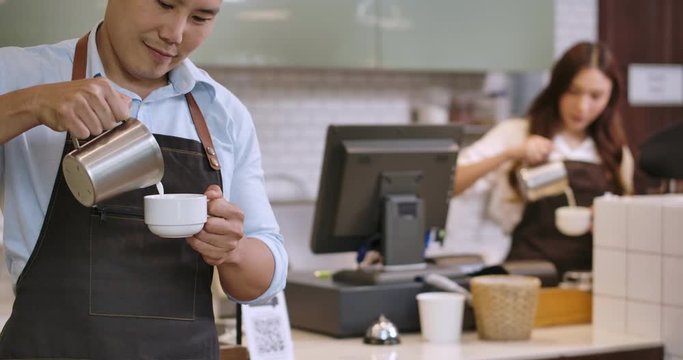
102,0,221,81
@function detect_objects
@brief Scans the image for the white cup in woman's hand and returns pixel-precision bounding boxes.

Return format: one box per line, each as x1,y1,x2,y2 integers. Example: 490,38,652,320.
144,194,207,238
555,206,592,236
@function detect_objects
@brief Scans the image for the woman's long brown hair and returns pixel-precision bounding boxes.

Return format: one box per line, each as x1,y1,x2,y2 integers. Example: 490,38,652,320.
512,41,628,195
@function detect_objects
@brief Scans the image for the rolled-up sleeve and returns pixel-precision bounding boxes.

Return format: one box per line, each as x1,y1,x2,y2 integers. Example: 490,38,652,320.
224,100,288,304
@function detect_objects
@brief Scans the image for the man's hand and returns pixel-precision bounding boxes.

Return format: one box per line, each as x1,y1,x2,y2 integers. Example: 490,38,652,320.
0,77,131,144
186,184,245,266
33,77,131,139
186,185,277,301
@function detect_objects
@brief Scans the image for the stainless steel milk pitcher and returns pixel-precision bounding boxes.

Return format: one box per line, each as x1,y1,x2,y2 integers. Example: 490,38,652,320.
62,118,164,207
516,161,568,202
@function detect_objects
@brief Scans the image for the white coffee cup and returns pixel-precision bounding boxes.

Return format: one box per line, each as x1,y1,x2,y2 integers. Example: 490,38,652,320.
555,206,592,236
144,194,207,238
416,292,465,343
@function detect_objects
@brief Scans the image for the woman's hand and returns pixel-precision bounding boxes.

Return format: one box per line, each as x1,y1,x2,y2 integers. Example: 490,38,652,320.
507,135,554,165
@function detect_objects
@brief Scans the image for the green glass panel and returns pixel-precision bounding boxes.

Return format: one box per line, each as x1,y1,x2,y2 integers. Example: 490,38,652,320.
379,0,555,71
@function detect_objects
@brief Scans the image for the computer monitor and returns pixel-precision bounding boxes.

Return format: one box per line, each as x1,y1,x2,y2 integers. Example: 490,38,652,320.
310,124,462,283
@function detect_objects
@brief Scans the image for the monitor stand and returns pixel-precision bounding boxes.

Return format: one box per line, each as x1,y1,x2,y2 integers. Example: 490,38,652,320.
331,172,486,285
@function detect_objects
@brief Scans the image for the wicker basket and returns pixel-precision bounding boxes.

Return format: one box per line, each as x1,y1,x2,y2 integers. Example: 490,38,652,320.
470,275,541,341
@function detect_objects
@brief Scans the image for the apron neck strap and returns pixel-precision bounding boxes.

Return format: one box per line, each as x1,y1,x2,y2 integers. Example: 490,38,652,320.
71,32,221,171
72,33,89,81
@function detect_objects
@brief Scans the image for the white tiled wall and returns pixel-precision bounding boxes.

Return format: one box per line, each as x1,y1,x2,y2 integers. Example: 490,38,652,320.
203,67,485,270
554,0,598,57
206,67,483,202
593,195,683,358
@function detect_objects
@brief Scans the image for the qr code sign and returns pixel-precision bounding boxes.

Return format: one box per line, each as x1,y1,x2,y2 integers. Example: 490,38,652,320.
243,292,293,360
251,315,286,355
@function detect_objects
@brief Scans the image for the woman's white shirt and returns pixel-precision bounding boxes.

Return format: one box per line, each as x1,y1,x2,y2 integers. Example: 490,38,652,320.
439,119,633,265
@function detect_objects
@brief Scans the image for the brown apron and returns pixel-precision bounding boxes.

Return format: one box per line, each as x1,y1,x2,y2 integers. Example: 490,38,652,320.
507,160,618,277
0,34,222,359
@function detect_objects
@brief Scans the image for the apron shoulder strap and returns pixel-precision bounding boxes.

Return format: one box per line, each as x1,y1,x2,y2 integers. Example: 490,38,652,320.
185,93,221,171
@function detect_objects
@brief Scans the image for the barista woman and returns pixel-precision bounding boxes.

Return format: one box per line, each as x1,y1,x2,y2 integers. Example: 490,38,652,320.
449,42,634,277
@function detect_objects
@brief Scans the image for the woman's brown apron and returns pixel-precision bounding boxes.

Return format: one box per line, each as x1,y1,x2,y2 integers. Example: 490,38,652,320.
507,160,618,277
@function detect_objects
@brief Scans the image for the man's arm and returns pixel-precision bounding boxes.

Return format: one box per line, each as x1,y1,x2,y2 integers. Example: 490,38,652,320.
216,237,275,301
0,78,130,144
0,87,42,143
187,185,276,301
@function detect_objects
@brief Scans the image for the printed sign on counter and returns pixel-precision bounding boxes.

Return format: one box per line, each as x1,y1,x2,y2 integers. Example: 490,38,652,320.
242,292,294,360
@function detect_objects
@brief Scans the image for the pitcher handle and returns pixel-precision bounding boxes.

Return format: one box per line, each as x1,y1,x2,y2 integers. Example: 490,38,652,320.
69,118,131,150
71,135,81,150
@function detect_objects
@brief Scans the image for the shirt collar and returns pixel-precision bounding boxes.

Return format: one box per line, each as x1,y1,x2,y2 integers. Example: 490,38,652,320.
549,133,598,162
84,22,217,99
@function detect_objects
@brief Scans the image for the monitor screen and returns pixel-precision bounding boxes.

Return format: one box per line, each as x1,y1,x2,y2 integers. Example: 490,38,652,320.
310,124,462,272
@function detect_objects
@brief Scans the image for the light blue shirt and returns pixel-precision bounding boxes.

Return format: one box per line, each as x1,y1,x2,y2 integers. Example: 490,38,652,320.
0,26,287,303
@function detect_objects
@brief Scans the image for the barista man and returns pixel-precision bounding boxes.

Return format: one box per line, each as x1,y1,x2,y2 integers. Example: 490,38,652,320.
0,0,287,358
